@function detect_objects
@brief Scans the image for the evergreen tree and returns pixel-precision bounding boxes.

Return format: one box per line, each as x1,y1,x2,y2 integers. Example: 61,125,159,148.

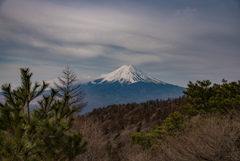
54,65,87,114
0,68,87,160
183,79,240,116
182,80,213,115
130,111,186,149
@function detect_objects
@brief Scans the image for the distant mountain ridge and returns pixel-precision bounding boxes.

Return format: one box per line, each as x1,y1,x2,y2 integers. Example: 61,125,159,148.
0,65,186,114
81,65,185,113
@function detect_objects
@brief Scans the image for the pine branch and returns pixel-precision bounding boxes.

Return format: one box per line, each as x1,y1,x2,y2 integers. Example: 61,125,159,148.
0,67,87,160
2,83,16,107
33,81,49,100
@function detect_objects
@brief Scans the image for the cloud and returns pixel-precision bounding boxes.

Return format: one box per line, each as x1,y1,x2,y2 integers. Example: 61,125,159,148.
0,0,240,87
0,0,176,67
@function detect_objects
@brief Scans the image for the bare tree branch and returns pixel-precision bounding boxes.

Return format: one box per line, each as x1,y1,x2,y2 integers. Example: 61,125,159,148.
54,65,87,114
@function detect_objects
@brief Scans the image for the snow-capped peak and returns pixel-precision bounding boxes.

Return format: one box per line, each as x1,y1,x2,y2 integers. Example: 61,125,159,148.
92,65,165,85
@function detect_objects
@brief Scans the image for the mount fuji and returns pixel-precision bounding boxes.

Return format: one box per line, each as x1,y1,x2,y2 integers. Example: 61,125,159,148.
91,65,165,85
81,65,185,113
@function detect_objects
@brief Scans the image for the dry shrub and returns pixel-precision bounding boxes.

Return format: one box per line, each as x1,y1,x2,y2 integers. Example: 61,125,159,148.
148,114,240,161
73,115,108,161
71,96,240,161
72,97,185,161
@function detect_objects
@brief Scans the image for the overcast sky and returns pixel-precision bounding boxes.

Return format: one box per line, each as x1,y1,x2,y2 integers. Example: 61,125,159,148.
0,0,240,89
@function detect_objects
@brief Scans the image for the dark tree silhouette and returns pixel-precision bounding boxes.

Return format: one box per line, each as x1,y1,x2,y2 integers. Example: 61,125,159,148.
54,65,87,113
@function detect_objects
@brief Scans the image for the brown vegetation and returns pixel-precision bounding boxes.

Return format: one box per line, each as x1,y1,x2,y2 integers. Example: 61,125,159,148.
149,114,240,161
72,94,240,161
72,97,186,161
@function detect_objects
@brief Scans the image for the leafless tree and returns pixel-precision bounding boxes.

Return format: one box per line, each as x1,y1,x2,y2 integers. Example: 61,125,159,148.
54,65,87,113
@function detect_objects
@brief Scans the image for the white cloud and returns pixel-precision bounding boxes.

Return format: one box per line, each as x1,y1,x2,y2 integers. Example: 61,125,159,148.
0,0,175,57
0,0,240,87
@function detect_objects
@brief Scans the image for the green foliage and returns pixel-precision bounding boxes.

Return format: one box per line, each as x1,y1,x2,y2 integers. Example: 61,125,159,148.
136,122,142,132
130,112,186,149
0,68,87,160
130,79,240,150
130,132,153,149
183,79,240,116
152,111,186,136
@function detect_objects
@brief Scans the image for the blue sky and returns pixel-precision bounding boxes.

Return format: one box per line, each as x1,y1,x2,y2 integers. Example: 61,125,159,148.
0,0,240,88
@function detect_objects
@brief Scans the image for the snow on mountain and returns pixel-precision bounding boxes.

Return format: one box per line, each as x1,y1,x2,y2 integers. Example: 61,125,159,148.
91,65,166,85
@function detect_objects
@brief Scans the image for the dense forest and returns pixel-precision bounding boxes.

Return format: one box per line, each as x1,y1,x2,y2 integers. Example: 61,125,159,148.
0,68,240,161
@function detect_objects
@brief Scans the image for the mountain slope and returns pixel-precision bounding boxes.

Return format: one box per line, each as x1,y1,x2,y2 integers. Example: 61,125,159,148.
81,65,185,113
92,65,165,85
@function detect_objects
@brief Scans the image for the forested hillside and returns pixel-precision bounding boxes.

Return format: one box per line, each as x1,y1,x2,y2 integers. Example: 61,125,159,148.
73,80,240,161
73,97,186,160
1,68,239,161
